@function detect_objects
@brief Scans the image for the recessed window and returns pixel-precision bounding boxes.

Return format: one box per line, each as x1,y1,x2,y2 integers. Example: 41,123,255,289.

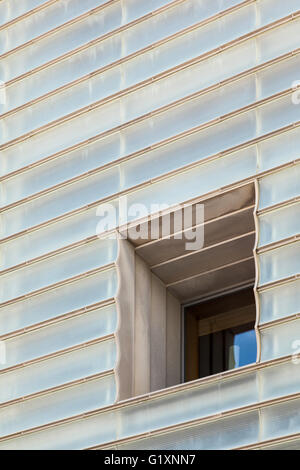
184,287,257,382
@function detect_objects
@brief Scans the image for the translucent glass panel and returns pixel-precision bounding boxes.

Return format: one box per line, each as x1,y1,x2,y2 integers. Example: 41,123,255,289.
119,397,300,450
0,238,117,302
118,411,259,450
259,241,300,286
0,269,117,336
4,47,300,155
0,0,49,26
2,92,300,239
0,0,114,54
120,413,258,450
259,279,300,324
0,306,117,369
0,0,253,83
261,397,300,442
261,438,300,450
3,2,300,117
259,361,300,402
259,164,300,210
3,104,300,220
261,318,300,361
0,200,119,269
0,360,299,449
0,338,116,403
259,202,300,247
0,145,256,259
0,374,116,438
258,0,300,25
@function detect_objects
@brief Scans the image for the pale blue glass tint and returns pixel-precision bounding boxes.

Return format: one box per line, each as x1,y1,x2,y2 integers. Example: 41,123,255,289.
0,359,300,448
259,241,300,286
0,238,117,302
258,127,300,172
0,0,49,26
0,306,117,369
0,0,113,54
0,269,118,336
260,318,300,361
259,280,300,324
0,1,256,83
0,1,258,115
259,361,300,401
0,201,119,268
0,339,116,403
259,202,300,247
122,145,257,224
261,398,300,442
259,164,300,210
0,374,116,438
3,92,300,239
3,1,300,117
3,44,300,151
117,412,259,450
233,330,257,368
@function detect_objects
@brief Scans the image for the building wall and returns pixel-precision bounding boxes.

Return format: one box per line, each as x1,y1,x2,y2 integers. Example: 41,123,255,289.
0,0,300,449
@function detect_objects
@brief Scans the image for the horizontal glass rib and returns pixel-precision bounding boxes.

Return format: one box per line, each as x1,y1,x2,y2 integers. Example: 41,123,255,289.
0,0,249,83
260,318,300,362
0,339,116,404
0,305,117,369
0,269,118,337
2,50,300,206
259,164,300,210
1,90,300,240
0,374,116,439
0,238,117,303
0,0,50,27
0,0,114,55
259,201,300,247
259,280,300,325
1,124,300,268
3,0,300,117
2,34,300,162
259,241,300,286
0,361,299,449
118,397,300,450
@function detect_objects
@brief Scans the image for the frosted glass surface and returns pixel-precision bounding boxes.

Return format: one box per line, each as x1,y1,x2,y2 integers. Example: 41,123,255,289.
258,127,300,172
0,0,49,26
3,4,300,118
122,145,257,224
4,43,300,148
260,280,300,324
0,374,116,438
0,269,118,336
259,361,300,402
118,411,259,450
0,409,259,450
0,238,117,301
0,0,113,54
0,359,300,448
0,2,256,83
259,164,300,210
0,307,117,369
0,339,116,403
261,398,300,442
259,202,300,247
259,241,300,286
0,200,119,268
261,439,300,450
260,318,300,361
